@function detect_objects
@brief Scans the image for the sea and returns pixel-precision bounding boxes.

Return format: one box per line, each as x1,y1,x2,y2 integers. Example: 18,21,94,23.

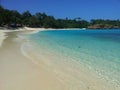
26,29,120,89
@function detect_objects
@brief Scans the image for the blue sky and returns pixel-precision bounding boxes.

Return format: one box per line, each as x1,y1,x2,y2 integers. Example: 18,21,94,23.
1,0,120,20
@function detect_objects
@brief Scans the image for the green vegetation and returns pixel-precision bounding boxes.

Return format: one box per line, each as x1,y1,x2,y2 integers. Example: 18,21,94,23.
0,6,120,29
89,19,120,29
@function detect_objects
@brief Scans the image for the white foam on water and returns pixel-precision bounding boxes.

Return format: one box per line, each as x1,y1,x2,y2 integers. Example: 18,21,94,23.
21,42,40,65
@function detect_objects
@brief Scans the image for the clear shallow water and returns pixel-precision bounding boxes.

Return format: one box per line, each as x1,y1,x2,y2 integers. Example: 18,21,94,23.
28,29,120,87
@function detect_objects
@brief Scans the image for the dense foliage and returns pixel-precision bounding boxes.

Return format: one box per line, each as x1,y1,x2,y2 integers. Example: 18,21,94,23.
89,19,120,29
0,6,120,29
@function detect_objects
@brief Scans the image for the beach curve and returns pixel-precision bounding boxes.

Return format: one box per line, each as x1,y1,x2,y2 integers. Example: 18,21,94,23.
0,29,120,90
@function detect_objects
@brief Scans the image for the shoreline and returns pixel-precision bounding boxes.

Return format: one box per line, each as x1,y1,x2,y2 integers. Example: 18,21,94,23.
0,27,85,47
22,30,119,90
0,28,119,90
24,36,118,90
0,26,87,32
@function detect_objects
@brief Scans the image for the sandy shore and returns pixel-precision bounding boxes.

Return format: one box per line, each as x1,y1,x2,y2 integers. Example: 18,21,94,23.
0,28,119,90
0,30,65,90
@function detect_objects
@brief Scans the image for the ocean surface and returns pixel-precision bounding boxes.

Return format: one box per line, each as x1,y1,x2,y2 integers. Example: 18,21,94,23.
28,29,120,88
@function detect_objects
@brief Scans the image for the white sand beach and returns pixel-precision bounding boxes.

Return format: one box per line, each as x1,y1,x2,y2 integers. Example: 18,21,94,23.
0,29,65,90
0,28,119,90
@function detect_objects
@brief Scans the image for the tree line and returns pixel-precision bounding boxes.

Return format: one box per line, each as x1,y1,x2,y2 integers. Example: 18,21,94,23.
0,6,120,29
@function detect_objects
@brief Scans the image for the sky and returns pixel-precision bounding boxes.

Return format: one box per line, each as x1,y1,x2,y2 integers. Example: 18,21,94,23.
0,0,120,20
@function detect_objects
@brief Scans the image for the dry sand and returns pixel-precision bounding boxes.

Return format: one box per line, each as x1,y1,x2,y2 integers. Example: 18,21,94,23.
0,31,65,90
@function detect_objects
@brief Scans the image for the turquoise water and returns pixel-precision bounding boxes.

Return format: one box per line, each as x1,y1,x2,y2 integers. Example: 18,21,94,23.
29,29,120,87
